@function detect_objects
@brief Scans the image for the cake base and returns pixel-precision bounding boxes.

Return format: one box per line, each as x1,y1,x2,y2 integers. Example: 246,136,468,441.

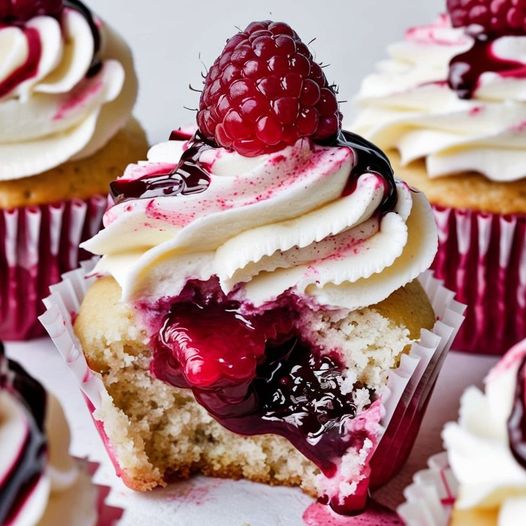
74,277,435,495
387,149,526,215
450,507,499,526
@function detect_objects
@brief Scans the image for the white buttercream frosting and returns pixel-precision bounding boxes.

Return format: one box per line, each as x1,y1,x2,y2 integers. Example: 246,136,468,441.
353,14,526,182
82,136,437,311
443,340,526,526
0,6,137,181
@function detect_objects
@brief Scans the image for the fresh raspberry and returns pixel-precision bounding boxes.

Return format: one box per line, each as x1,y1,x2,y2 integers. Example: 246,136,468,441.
0,0,63,22
197,20,342,157
447,0,526,34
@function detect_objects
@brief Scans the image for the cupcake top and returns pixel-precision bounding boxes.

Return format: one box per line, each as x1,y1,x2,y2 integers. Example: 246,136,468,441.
0,0,137,181
353,4,526,182
82,20,438,315
0,343,82,525
443,339,526,524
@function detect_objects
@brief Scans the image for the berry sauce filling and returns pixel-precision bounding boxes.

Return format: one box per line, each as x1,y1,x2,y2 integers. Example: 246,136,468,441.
148,282,368,480
508,356,526,469
0,344,47,525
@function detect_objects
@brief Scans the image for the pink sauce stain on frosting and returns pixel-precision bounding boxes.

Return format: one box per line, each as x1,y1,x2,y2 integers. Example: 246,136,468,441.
405,14,469,47
0,26,41,98
53,75,103,121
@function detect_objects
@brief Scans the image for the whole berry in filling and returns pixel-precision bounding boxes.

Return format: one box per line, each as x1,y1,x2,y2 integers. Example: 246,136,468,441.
197,20,342,157
0,0,63,22
447,0,526,34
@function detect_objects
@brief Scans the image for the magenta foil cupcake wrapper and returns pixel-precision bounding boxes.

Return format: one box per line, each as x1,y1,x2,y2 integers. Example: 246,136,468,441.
0,196,108,341
432,205,526,355
397,452,457,526
39,259,464,503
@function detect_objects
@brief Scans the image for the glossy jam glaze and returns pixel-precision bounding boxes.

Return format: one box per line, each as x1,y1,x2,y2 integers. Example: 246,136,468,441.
0,343,47,524
449,32,526,99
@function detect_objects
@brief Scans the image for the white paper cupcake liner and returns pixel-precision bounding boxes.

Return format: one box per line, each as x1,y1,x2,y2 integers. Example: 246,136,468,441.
39,259,465,498
397,452,457,526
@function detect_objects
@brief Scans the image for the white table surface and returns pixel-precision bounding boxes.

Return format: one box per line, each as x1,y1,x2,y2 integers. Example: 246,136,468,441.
6,339,498,525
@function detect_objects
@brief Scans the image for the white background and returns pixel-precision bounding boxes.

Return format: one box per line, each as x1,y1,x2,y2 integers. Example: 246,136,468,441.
88,0,443,143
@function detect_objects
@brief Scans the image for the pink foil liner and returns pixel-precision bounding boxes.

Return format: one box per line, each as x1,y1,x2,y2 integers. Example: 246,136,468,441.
0,196,108,341
432,205,526,355
39,260,464,508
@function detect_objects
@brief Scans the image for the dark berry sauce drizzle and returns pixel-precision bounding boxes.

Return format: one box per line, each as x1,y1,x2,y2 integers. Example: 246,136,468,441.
449,32,526,99
0,344,47,525
149,281,375,514
111,129,397,213
508,356,526,469
111,133,213,205
333,130,397,214
64,0,102,76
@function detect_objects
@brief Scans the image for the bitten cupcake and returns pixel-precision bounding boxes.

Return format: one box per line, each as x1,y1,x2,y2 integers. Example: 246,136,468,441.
0,343,119,525
443,338,526,525
41,20,464,519
353,1,526,355
0,0,147,341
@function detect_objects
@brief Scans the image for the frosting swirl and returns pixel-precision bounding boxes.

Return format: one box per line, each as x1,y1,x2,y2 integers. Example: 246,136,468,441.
0,2,137,181
83,132,437,312
353,14,526,182
443,339,526,525
0,344,78,525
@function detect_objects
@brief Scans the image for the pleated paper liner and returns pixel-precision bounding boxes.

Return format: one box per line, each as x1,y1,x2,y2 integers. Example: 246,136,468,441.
0,196,108,341
397,452,457,526
432,205,526,356
39,259,464,515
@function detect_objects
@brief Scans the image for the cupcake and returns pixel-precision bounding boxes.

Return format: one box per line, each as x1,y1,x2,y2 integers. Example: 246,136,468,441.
442,338,526,525
0,342,118,525
0,0,147,341
353,2,526,355
41,20,464,518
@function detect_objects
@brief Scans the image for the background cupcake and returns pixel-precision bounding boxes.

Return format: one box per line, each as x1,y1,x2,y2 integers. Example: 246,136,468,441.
0,342,123,525
399,338,526,526
0,0,147,341
353,3,526,355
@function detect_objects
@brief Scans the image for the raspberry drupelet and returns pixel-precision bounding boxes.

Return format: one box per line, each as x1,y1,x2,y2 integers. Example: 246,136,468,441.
197,20,342,157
